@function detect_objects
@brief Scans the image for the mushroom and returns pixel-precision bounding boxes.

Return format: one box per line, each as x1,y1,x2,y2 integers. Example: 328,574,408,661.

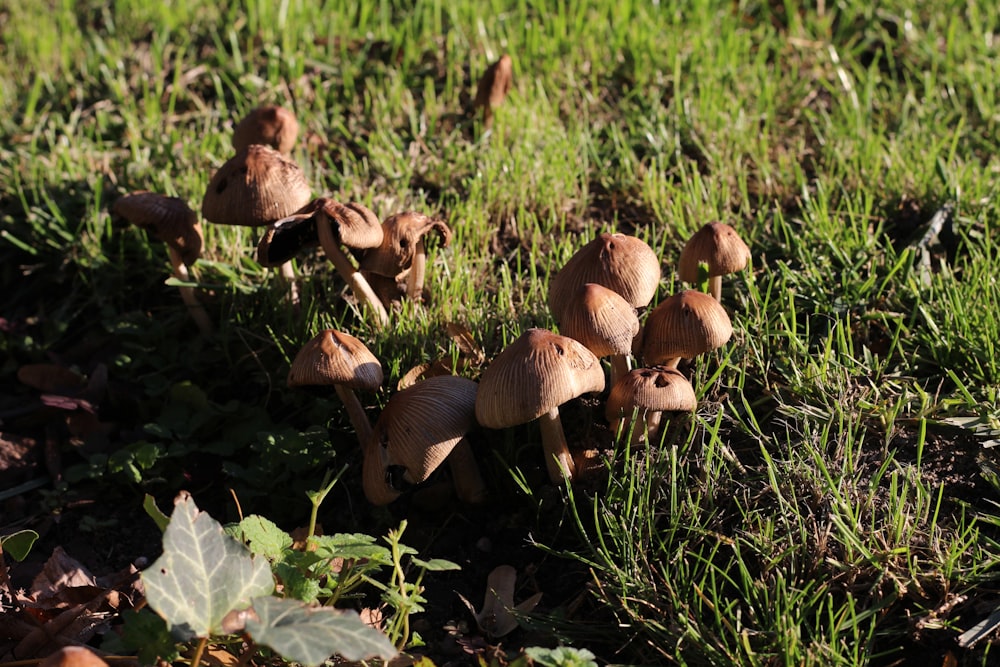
359,210,453,305
232,105,299,155
112,191,213,335
558,283,640,388
473,54,513,128
201,144,312,303
287,328,383,446
677,222,751,301
548,233,662,324
605,366,696,445
475,328,605,484
365,375,485,505
640,290,733,369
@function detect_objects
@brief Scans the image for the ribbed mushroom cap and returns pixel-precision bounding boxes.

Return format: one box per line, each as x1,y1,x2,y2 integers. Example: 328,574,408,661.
232,105,299,155
112,191,203,266
559,283,640,358
474,54,513,111
548,233,661,322
256,205,321,267
359,211,452,279
475,328,605,429
287,329,383,392
374,375,478,485
677,222,751,282
201,145,311,227
605,366,697,423
316,198,384,251
641,290,733,364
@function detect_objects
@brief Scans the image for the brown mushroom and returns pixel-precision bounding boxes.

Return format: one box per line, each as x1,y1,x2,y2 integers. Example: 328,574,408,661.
359,210,453,304
112,191,213,334
605,366,696,445
232,105,299,155
640,290,733,368
548,233,662,324
677,222,751,301
559,283,640,387
365,375,485,505
287,329,383,445
475,328,605,484
473,54,513,128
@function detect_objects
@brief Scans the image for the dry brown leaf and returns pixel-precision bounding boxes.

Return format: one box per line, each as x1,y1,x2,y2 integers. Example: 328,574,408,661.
17,364,87,394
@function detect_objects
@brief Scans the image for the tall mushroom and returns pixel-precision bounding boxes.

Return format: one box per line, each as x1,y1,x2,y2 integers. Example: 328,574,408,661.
548,233,662,324
677,222,751,301
232,105,299,155
365,375,485,506
473,54,513,129
359,211,453,305
559,282,640,388
475,328,605,484
112,191,213,335
605,366,696,445
640,290,733,369
287,329,383,446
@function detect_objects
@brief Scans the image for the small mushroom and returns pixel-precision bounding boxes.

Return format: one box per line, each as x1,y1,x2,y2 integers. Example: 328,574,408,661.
232,105,299,155
549,233,662,324
473,54,513,128
605,366,696,445
559,283,640,388
112,191,213,335
365,375,485,505
640,290,733,369
475,328,605,484
287,329,383,446
677,222,751,301
359,211,453,304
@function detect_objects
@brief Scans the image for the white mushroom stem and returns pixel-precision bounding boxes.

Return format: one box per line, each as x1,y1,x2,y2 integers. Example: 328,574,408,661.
316,216,390,328
167,248,213,336
609,353,632,389
447,436,487,504
707,275,722,302
279,260,300,307
362,429,400,506
537,407,576,483
334,385,373,446
405,237,426,300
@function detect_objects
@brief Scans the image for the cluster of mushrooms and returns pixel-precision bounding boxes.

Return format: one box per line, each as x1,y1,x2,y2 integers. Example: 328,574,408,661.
109,54,751,507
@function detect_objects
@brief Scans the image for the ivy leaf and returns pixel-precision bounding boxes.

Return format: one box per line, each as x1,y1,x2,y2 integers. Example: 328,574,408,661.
1,529,39,561
142,491,275,640
246,596,397,665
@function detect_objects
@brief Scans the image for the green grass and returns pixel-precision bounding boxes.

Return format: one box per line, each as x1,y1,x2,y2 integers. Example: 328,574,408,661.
3,0,1000,665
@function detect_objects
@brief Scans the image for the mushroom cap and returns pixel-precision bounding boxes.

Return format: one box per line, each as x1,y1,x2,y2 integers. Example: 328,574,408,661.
559,283,640,358
474,54,513,110
39,647,109,667
287,329,383,392
373,375,478,485
112,191,203,265
548,233,661,322
641,290,733,364
475,328,605,429
201,145,311,227
316,198,384,251
256,204,321,267
605,366,697,424
232,105,299,155
359,211,452,279
677,222,751,282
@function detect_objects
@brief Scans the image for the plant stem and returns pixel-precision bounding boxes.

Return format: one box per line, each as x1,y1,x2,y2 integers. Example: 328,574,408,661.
190,636,209,667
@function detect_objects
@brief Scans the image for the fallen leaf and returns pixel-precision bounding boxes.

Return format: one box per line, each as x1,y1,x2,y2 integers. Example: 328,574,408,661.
457,564,542,638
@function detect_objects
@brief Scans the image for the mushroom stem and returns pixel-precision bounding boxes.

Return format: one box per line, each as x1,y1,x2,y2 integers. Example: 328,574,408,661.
167,247,213,335
447,436,487,503
362,429,400,506
609,353,632,389
279,260,300,307
642,410,663,445
405,237,426,301
537,407,576,483
316,216,390,328
334,384,373,446
707,275,722,301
